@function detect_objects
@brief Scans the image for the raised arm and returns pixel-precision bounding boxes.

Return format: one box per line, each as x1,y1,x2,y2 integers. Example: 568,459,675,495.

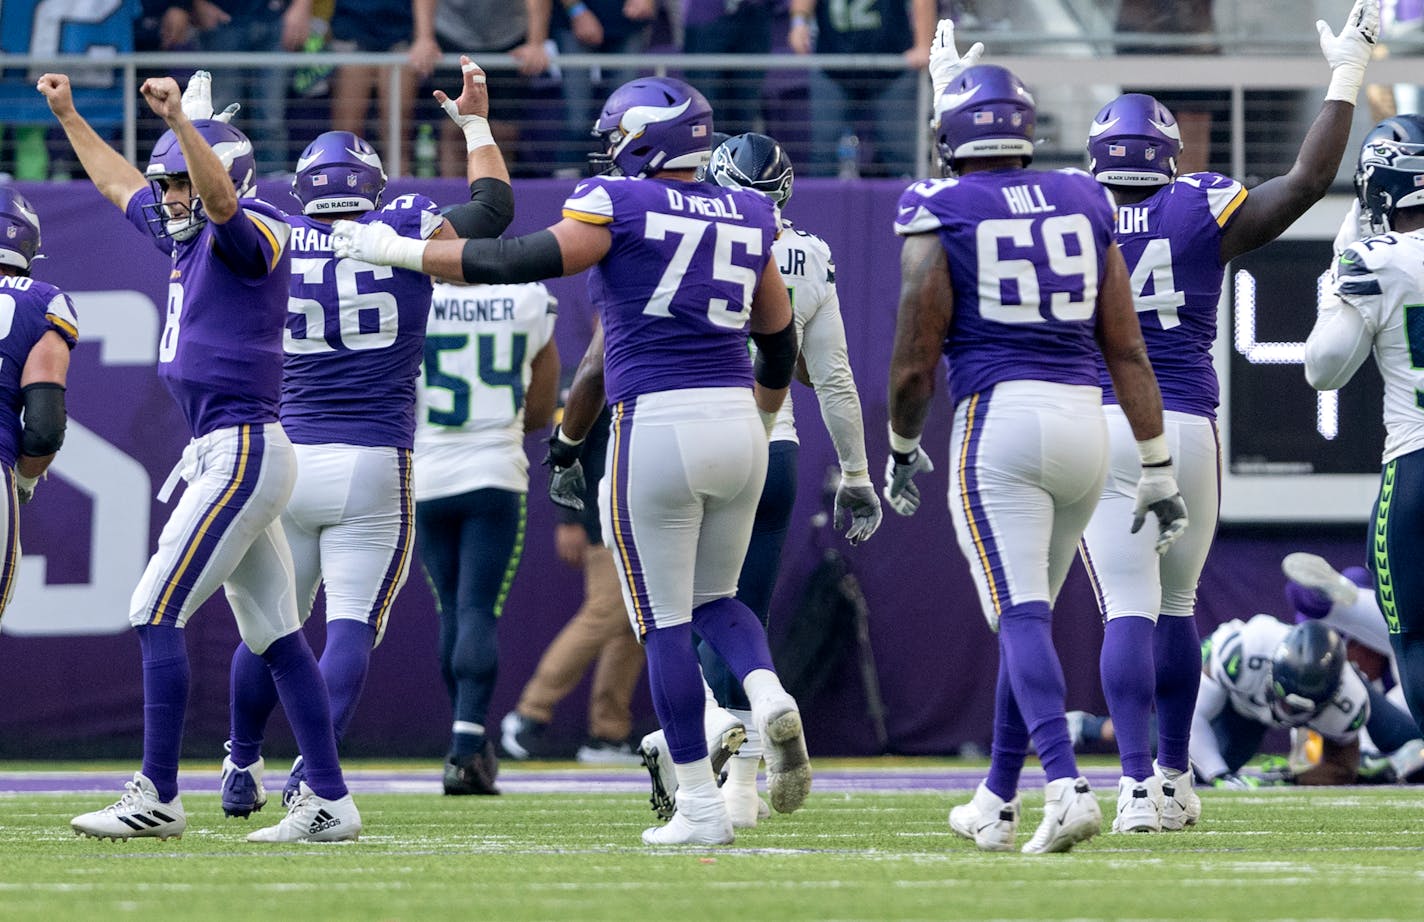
37,74,147,212
141,77,239,223
1218,0,1379,262
435,56,515,242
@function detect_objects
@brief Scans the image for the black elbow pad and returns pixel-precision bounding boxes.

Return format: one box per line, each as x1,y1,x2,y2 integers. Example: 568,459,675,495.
751,320,798,390
444,179,515,239
460,230,564,285
20,382,66,457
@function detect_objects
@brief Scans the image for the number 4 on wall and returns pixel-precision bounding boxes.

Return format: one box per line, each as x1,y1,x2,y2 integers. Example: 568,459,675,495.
1233,269,1340,439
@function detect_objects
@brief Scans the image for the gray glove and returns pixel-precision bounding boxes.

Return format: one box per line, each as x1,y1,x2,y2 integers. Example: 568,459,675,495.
834,480,883,545
16,472,37,505
882,448,934,517
543,427,586,512
1131,461,1189,555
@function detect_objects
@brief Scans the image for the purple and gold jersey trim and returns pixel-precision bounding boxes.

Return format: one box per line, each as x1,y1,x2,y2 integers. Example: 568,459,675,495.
563,208,615,226
956,392,1009,619
1214,185,1248,228
609,399,653,636
149,424,264,625
367,448,414,634
244,210,286,272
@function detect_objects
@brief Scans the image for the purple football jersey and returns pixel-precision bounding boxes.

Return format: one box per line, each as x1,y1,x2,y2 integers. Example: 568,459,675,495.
125,189,290,438
281,193,440,449
895,168,1117,406
1097,172,1246,419
562,176,778,403
0,276,79,467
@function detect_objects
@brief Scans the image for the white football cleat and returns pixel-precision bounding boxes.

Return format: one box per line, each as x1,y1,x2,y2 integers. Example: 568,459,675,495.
638,714,747,821
220,742,268,818
1155,760,1201,830
246,782,361,843
722,757,764,829
71,772,186,841
757,696,811,814
1111,775,1163,833
641,791,733,846
1282,552,1358,607
949,781,1019,852
1022,776,1101,854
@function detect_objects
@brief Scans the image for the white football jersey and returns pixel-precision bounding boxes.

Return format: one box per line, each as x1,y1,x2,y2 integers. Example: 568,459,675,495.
768,221,837,443
1330,231,1424,463
1203,614,1368,742
414,281,556,500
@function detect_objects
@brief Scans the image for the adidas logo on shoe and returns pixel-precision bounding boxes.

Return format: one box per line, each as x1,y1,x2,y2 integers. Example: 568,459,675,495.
310,810,341,835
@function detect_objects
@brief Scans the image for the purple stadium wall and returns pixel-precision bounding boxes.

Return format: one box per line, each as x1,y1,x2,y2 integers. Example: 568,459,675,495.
0,178,1368,759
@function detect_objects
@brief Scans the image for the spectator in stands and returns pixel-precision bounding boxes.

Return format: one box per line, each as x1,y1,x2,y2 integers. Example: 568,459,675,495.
787,0,935,178
428,1,528,177
513,0,658,178
329,0,442,174
191,0,314,175
501,404,647,764
681,0,775,137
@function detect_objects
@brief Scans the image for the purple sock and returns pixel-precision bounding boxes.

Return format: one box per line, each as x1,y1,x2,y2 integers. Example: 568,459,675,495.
1286,581,1333,620
986,655,1029,802
690,597,774,681
136,624,189,803
998,601,1077,783
229,641,277,767
1153,615,1201,773
1100,616,1155,781
643,623,710,764
319,620,377,742
261,632,347,800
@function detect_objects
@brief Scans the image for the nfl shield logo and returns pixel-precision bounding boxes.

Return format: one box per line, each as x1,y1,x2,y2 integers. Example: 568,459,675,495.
973,111,994,125
1145,148,1156,160
312,174,328,186
5,227,14,239
347,174,358,187
1108,144,1127,157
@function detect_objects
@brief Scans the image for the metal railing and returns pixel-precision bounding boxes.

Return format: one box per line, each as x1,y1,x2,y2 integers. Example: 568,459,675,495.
6,50,1423,181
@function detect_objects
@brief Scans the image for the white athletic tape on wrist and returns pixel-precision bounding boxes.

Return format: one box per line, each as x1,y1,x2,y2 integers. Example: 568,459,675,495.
1326,64,1364,104
1136,433,1170,466
888,427,921,456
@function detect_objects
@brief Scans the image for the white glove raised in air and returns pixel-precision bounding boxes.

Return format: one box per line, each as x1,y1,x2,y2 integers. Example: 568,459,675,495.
1317,0,1379,104
835,476,883,545
928,18,984,98
883,448,934,517
1131,461,1189,555
180,70,240,123
330,219,428,270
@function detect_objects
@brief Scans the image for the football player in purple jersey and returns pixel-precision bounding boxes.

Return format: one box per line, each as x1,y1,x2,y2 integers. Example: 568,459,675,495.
1075,0,1378,834
40,72,359,843
0,188,76,622
333,76,811,847
219,56,519,817
885,63,1188,854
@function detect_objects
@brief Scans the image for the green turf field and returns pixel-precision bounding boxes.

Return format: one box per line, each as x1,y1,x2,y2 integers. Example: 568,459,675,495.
3,777,1421,921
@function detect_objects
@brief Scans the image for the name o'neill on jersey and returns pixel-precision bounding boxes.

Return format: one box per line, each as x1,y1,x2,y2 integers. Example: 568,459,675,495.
664,188,750,221
432,295,517,323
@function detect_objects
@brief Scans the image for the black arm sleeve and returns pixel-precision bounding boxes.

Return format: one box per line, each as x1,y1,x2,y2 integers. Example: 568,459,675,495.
751,320,798,390
459,230,564,284
20,382,66,457
443,178,515,240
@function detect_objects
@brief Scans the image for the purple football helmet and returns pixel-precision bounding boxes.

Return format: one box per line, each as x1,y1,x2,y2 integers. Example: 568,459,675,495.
0,187,41,272
934,64,1036,175
292,131,387,216
590,77,714,178
1087,93,1183,187
143,119,256,241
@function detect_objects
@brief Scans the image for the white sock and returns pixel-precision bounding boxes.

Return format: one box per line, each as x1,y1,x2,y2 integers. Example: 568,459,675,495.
673,756,719,800
742,669,789,713
725,751,760,789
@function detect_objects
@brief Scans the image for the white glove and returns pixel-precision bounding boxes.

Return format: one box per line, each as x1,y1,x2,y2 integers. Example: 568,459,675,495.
883,448,934,517
1131,461,1189,555
330,219,429,270
16,472,37,505
180,70,240,123
1317,0,1379,104
835,475,883,545
928,19,984,98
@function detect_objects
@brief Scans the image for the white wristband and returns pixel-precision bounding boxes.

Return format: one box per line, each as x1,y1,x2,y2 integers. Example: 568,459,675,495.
556,427,585,448
840,469,872,488
385,235,430,272
16,472,37,491
460,114,496,152
888,427,921,455
1136,434,1171,466
1326,63,1365,104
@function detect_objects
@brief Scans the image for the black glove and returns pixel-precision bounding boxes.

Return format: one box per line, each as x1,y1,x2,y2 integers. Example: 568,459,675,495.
543,427,586,512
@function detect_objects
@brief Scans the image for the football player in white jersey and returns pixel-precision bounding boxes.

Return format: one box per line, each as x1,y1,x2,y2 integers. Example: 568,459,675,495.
1306,124,1424,741
219,58,519,816
635,131,882,829
416,275,558,794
